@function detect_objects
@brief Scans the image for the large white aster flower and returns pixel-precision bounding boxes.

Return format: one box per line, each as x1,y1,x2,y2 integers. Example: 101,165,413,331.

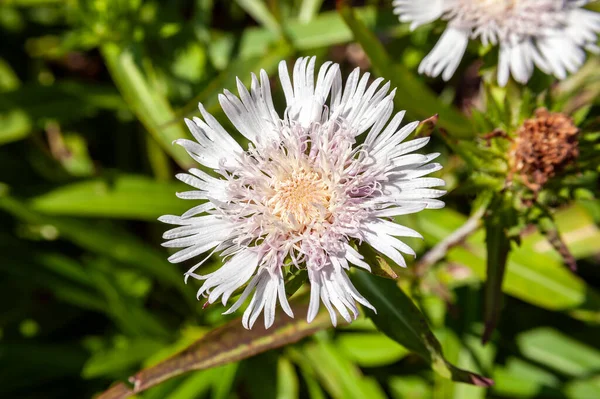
393,0,600,86
160,57,445,329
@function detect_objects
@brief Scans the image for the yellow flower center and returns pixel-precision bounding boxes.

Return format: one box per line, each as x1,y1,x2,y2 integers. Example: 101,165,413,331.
268,169,331,229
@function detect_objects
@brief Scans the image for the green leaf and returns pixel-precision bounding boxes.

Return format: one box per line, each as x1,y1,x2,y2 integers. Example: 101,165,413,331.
302,338,387,399
101,42,194,169
337,4,474,139
389,376,432,399
417,207,600,316
351,271,494,387
517,328,600,377
82,338,165,379
29,175,189,220
565,376,600,399
0,196,188,297
336,332,409,367
298,0,323,23
492,358,560,398
277,357,299,399
96,302,333,399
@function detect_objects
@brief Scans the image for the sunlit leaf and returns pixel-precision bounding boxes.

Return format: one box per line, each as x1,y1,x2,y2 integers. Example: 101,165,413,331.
29,175,188,220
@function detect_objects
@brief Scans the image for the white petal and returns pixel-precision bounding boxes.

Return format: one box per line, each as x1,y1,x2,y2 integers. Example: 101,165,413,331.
418,27,469,81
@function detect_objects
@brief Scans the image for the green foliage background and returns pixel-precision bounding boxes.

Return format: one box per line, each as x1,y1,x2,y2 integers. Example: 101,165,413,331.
1,0,600,398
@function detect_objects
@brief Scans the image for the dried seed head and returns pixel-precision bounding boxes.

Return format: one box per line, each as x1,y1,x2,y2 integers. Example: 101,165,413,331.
510,108,579,192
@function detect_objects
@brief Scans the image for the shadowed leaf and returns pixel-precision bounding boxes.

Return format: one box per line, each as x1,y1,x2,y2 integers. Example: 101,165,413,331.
97,302,333,399
352,271,494,387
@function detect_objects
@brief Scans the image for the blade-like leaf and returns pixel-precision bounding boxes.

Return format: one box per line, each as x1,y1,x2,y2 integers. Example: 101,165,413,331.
235,0,281,34
517,328,600,377
302,338,387,399
101,43,193,169
337,4,474,139
29,175,189,220
0,196,187,297
97,303,332,399
351,270,494,387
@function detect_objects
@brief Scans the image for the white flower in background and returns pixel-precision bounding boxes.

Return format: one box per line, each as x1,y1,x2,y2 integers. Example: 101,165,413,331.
160,57,445,329
393,0,600,86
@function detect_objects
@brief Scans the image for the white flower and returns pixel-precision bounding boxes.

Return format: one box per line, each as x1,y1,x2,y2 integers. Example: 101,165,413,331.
160,57,445,329
393,0,600,86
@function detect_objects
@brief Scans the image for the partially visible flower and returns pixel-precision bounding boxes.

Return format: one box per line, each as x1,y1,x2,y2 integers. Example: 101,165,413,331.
160,57,445,329
393,0,600,86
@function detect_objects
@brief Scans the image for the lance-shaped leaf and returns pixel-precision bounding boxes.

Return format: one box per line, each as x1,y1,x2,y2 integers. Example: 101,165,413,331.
351,270,494,387
97,303,333,399
101,42,193,169
337,3,474,139
29,175,189,221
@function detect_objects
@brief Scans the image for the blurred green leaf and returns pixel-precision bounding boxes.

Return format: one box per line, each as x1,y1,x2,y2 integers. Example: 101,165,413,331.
286,348,327,399
97,302,333,399
0,109,32,145
83,338,165,379
565,376,600,399
29,175,189,220
298,0,323,23
389,376,432,399
302,338,387,399
518,328,600,377
235,0,280,34
418,207,600,316
336,332,409,367
0,343,87,394
352,271,494,387
337,4,474,139
0,196,188,297
492,358,560,398
277,356,299,399
101,42,193,169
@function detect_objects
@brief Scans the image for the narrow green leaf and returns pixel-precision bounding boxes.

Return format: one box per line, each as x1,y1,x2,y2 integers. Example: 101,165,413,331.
235,0,281,34
82,339,165,379
517,328,600,377
351,271,494,387
29,175,189,220
337,4,474,139
389,376,432,399
286,348,327,399
101,42,193,169
0,196,188,297
336,333,409,367
298,0,324,23
277,357,299,399
97,303,333,399
302,338,387,399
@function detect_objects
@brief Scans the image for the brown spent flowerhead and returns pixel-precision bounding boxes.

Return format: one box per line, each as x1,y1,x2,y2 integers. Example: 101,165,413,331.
510,108,579,192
